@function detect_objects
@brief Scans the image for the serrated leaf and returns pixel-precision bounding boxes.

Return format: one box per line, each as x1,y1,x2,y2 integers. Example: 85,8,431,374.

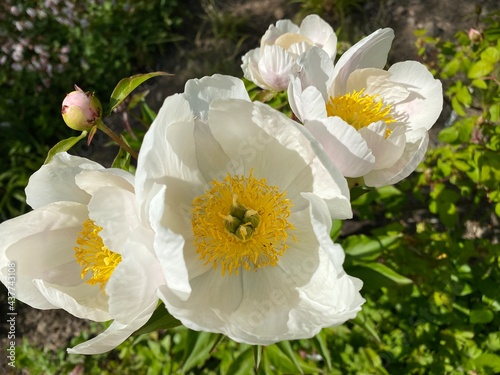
467,60,494,79
44,131,88,164
109,72,172,113
361,262,413,285
132,304,181,336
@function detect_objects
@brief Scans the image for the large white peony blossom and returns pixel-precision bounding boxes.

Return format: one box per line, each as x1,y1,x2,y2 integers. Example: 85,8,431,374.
241,14,337,91
288,28,443,186
0,153,167,354
135,74,364,345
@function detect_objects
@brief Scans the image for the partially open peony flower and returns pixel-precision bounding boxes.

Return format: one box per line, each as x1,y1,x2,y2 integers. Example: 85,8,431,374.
241,14,337,91
135,74,364,345
0,153,167,354
288,29,443,186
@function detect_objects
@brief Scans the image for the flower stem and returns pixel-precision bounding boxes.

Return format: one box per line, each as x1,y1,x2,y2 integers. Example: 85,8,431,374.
97,120,138,159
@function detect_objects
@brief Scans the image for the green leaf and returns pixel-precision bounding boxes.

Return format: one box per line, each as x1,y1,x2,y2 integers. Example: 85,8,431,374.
470,307,494,324
471,78,488,89
438,127,459,144
344,234,401,260
44,131,88,164
451,96,466,116
480,46,500,64
108,72,172,113
312,331,332,371
467,60,494,79
182,331,220,372
330,220,343,241
111,136,132,170
253,345,263,373
275,341,304,374
132,303,181,336
489,103,500,122
360,262,413,285
474,353,500,372
495,202,500,218
226,348,255,375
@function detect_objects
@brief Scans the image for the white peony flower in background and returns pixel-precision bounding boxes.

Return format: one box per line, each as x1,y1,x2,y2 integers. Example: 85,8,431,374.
288,28,443,187
135,74,364,345
241,14,337,91
0,153,167,354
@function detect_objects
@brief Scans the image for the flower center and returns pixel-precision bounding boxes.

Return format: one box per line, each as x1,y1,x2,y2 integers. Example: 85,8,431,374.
74,219,122,290
326,89,395,137
274,33,314,50
191,171,295,276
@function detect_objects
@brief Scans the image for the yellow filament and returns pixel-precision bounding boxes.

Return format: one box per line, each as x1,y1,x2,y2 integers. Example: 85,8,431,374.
327,89,395,138
192,170,295,276
74,219,121,290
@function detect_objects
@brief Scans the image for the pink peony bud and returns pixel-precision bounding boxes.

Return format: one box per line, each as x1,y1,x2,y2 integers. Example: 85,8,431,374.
61,85,102,131
468,28,482,43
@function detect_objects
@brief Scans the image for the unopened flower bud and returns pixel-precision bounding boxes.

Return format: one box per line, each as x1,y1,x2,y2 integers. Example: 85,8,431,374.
468,28,482,43
62,85,102,131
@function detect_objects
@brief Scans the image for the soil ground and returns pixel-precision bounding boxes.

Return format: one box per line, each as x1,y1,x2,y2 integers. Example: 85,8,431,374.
0,0,498,371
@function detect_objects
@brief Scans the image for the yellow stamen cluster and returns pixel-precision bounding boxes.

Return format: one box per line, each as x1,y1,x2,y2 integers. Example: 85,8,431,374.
192,171,295,276
74,219,122,290
327,89,395,138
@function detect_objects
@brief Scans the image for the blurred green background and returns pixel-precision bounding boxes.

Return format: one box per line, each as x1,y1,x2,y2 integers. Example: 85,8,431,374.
0,0,499,374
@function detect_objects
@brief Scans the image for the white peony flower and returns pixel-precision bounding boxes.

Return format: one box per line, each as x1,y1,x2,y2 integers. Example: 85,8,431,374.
0,152,167,354
241,14,337,91
288,29,443,187
135,74,364,345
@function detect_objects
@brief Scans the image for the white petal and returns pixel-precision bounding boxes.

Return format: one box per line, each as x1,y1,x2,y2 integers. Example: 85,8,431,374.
296,47,334,101
0,202,88,309
107,239,163,323
26,152,103,209
346,68,410,104
241,48,265,88
67,301,157,355
299,14,336,56
332,28,394,95
149,185,192,301
305,118,375,178
359,121,406,169
389,61,443,131
258,45,297,91
261,20,298,45
75,169,134,196
87,186,140,252
364,128,429,186
136,97,204,222
184,75,250,121
288,76,327,123
34,279,110,321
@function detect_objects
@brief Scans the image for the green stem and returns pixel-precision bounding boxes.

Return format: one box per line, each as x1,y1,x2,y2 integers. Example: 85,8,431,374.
97,120,138,159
